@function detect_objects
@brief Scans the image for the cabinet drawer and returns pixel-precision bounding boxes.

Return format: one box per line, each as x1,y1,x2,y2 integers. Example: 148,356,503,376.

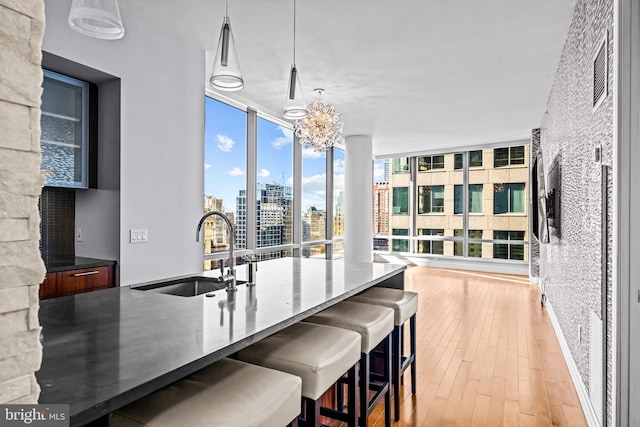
39,273,58,300
57,266,114,296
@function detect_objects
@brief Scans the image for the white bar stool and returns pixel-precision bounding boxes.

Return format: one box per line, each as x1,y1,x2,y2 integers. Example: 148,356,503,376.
304,301,394,427
237,322,361,427
350,287,418,421
109,358,301,427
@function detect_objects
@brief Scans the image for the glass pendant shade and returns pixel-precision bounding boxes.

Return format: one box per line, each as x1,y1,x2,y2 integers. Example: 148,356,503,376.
210,16,244,91
68,0,125,40
283,65,308,119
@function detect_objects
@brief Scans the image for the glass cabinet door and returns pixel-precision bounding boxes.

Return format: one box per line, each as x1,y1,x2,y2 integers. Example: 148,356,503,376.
41,70,89,188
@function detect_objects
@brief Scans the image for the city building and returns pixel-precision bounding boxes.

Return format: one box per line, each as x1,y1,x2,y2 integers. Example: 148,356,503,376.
386,146,529,261
333,190,344,237
372,181,390,251
256,183,293,259
302,206,326,258
203,196,227,270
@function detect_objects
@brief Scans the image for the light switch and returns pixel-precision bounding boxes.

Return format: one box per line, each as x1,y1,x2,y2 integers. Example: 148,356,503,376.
130,228,149,243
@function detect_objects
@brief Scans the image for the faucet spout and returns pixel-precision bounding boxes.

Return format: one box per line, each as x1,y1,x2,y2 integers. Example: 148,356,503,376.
196,210,237,292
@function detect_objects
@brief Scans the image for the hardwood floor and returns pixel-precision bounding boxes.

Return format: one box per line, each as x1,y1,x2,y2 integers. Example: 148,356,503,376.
364,266,588,427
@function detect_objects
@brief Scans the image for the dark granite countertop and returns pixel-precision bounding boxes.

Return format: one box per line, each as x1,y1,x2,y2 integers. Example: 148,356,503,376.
44,256,117,273
36,257,405,426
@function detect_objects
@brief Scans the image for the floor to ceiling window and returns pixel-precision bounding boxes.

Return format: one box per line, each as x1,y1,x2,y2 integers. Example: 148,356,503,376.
375,145,529,264
373,159,390,251
301,148,327,258
204,95,342,265
332,147,345,258
203,97,247,270
256,117,293,260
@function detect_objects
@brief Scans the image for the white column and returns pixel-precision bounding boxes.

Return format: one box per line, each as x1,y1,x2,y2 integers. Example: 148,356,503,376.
345,135,373,263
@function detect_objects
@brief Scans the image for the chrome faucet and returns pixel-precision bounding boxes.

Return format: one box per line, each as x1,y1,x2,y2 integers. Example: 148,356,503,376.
196,210,237,292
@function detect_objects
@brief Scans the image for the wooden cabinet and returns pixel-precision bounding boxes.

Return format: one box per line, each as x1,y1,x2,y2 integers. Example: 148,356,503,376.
41,265,115,299
39,272,58,299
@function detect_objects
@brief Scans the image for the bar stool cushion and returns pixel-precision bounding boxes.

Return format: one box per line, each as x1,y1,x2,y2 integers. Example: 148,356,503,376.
237,322,361,401
304,301,394,353
109,358,301,427
349,287,418,326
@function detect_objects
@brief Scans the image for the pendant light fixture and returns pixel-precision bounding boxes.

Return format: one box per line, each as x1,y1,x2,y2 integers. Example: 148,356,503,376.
295,89,343,152
283,0,308,120
210,0,244,91
68,0,125,40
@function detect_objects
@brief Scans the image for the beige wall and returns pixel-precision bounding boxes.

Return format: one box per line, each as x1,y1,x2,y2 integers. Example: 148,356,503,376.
0,0,45,404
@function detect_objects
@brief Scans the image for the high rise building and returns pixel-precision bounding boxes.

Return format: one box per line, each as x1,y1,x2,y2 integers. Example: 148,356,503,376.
203,196,227,270
234,183,293,260
372,182,390,251
333,191,344,237
387,146,529,260
383,158,390,182
302,206,326,258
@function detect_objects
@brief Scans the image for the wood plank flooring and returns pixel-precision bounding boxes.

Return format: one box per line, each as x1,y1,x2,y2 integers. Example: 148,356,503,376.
364,266,588,427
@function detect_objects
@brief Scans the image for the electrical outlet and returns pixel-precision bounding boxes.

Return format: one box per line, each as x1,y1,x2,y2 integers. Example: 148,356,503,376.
76,227,83,242
130,228,148,243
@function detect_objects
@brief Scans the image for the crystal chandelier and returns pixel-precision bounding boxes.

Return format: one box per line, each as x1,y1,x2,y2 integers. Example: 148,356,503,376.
294,89,343,152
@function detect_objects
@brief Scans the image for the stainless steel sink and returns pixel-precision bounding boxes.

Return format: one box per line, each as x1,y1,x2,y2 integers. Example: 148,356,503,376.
132,276,246,297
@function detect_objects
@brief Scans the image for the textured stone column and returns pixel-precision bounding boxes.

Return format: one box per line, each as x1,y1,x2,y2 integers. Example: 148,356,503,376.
344,135,373,263
0,0,46,404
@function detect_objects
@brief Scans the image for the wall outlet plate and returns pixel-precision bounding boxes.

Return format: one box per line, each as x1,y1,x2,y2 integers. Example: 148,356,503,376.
130,229,148,243
76,227,83,242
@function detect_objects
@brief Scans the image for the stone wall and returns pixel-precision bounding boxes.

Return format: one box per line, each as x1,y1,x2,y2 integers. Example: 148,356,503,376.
538,0,614,423
0,0,45,404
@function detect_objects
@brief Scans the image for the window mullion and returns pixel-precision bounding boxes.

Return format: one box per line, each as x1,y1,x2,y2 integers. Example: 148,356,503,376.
246,108,258,252
325,147,334,259
292,132,302,257
463,151,469,257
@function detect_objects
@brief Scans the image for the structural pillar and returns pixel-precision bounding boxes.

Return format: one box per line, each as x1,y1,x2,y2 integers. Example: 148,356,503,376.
344,135,373,263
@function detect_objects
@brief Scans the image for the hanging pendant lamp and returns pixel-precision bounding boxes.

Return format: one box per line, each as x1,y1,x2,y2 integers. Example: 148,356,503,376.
68,0,125,40
283,0,308,120
210,0,244,91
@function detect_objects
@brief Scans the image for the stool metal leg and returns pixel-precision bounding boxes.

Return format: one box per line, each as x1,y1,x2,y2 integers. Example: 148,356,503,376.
359,353,370,427
347,364,358,427
410,314,417,395
384,334,392,427
392,325,401,421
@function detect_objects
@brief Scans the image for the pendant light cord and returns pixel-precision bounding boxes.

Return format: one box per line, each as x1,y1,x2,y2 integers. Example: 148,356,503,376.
293,0,296,65
225,0,228,17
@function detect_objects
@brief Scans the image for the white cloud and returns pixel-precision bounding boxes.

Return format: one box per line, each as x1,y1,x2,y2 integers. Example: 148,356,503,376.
204,163,211,170
302,173,327,197
302,147,326,159
334,158,345,173
272,126,293,149
257,168,270,178
228,167,243,176
217,134,235,152
333,173,345,194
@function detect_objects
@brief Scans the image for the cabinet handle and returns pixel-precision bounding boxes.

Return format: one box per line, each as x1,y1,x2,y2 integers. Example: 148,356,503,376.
72,270,100,277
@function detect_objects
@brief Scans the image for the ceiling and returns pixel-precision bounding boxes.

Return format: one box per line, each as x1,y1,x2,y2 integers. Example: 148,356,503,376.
120,0,576,157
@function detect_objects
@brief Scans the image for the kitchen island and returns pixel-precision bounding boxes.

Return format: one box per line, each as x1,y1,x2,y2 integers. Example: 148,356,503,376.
36,257,405,426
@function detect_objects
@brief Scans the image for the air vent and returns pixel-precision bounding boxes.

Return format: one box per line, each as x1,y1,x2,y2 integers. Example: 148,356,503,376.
593,34,607,109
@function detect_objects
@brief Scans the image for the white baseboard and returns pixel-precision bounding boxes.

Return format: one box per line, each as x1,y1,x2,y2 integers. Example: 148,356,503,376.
545,301,600,427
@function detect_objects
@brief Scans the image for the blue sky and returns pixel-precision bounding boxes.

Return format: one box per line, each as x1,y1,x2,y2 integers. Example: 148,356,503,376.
204,97,343,214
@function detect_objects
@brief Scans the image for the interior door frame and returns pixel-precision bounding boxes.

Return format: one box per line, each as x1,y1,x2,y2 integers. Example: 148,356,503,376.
615,0,640,425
